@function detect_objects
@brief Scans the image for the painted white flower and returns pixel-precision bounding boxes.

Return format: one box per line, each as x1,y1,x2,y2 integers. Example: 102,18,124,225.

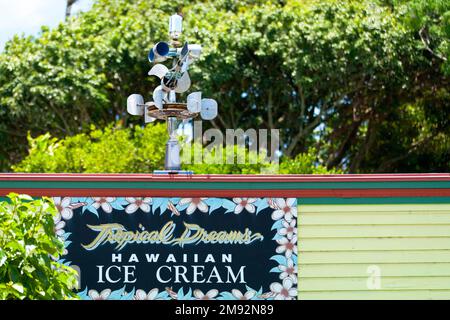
53,213,65,238
271,198,297,222
270,278,297,300
232,198,257,214
179,198,208,215
231,289,255,300
134,288,159,300
193,289,219,300
278,219,297,240
51,213,68,260
92,197,116,213
276,236,297,258
279,258,298,284
53,197,73,220
125,197,152,214
88,289,111,300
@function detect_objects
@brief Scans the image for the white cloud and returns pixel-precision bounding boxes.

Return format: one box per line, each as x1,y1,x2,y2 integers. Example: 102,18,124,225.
0,0,93,50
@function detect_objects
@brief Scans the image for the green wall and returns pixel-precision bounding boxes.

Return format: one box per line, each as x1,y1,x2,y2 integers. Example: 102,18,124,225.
297,203,450,299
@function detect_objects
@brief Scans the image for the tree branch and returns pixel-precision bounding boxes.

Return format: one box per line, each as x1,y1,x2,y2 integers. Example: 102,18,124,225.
267,88,274,130
47,100,73,135
376,135,435,172
326,120,361,169
285,104,327,157
419,26,447,62
65,0,79,20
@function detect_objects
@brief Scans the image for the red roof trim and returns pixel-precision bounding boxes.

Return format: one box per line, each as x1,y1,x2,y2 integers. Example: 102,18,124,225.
2,188,450,197
1,173,450,182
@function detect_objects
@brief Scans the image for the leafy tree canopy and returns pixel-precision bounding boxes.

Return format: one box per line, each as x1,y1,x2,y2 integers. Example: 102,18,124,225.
1,0,448,173
13,123,338,174
0,193,78,299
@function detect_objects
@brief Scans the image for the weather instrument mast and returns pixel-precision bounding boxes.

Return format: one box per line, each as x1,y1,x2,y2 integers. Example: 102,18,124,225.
127,14,218,173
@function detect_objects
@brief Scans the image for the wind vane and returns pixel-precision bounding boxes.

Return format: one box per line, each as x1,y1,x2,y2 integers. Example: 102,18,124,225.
127,14,218,173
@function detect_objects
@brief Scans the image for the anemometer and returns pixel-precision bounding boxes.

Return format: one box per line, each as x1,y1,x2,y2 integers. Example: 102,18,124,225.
127,14,218,173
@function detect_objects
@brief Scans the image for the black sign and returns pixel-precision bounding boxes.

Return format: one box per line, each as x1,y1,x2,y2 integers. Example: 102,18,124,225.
53,197,298,300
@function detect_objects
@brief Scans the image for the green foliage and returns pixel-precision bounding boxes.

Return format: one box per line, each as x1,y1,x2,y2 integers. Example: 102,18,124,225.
279,152,340,174
13,123,167,173
390,0,449,74
13,123,338,174
0,193,78,299
0,0,448,173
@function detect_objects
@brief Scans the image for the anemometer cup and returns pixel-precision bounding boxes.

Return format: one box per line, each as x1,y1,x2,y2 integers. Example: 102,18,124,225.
148,42,170,63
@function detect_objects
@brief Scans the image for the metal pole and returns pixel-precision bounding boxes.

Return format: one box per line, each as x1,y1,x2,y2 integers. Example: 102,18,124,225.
164,117,181,171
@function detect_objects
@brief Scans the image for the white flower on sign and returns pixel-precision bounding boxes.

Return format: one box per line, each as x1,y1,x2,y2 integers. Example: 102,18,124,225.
53,213,65,237
193,289,219,300
232,198,257,214
279,258,298,284
88,289,111,300
231,289,256,300
134,289,159,300
270,278,297,300
92,197,116,213
179,198,208,215
271,198,297,222
125,197,152,214
278,219,297,240
53,197,73,220
276,236,297,258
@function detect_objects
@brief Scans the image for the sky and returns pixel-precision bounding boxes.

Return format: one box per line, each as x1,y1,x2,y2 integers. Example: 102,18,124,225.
0,0,94,51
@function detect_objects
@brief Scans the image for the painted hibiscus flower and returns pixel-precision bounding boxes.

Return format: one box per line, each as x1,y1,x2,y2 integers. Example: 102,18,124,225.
276,236,297,258
279,258,298,284
92,197,116,213
88,289,111,300
125,197,152,214
271,198,297,222
53,213,65,238
270,278,297,300
231,289,256,300
278,219,297,240
179,198,208,215
134,288,159,300
53,197,73,220
193,289,219,300
232,198,257,214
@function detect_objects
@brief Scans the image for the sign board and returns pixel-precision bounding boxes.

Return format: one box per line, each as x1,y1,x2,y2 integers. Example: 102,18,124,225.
53,196,298,300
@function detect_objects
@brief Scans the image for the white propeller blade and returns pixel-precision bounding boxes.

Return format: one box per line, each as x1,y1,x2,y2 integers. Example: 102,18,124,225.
200,98,218,120
188,44,202,60
148,64,169,79
187,91,202,112
180,42,189,59
181,60,189,73
127,94,144,115
174,72,191,93
153,85,166,109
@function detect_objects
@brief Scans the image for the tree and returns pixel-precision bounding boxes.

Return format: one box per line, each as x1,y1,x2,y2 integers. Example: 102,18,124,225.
13,123,339,174
0,193,79,299
0,0,448,173
66,0,80,19
386,0,449,74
